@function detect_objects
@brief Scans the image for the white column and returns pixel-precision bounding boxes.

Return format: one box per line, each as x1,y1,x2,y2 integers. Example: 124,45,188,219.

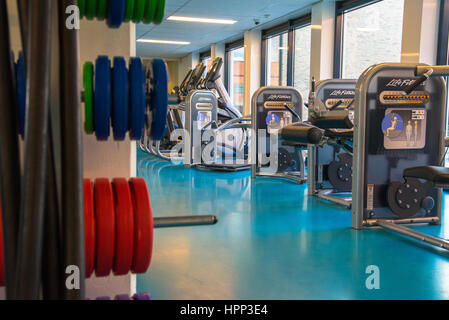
401,0,440,64
79,19,136,299
243,29,261,115
309,0,336,81
177,52,200,81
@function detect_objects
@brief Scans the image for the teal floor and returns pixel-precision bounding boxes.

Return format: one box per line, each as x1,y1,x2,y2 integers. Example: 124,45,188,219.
136,152,449,300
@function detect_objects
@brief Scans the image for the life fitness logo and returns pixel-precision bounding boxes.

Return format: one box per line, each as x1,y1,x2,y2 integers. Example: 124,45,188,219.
329,90,355,96
386,79,418,87
266,94,292,101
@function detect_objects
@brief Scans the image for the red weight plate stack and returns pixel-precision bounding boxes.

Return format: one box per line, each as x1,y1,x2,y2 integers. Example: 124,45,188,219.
94,178,116,277
129,177,153,274
112,178,134,275
83,179,96,278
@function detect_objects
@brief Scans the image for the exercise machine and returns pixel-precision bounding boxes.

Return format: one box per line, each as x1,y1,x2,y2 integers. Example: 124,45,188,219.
352,63,449,252
306,79,356,207
251,87,306,183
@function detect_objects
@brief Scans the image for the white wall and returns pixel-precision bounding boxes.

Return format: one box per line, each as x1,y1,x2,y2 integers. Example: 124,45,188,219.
79,19,137,299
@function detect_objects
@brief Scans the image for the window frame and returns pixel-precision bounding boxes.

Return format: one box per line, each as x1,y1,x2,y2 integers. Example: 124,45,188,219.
260,14,311,87
199,49,211,62
224,38,245,91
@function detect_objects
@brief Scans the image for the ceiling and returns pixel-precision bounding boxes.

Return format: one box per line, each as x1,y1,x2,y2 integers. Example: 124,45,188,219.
136,0,316,59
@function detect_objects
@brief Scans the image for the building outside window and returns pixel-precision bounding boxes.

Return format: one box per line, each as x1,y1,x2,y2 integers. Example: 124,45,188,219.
341,0,405,79
228,47,245,113
293,25,311,120
266,32,288,86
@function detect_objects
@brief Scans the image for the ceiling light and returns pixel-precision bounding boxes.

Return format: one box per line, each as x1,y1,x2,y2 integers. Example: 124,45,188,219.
137,39,191,45
167,16,237,24
278,47,288,50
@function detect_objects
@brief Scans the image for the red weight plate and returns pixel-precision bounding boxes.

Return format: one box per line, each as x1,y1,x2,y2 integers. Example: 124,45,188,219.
94,178,115,277
0,199,4,287
112,178,134,275
129,178,153,274
83,179,96,278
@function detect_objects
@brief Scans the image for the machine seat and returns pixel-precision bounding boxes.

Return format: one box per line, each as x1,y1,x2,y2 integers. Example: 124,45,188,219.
403,166,449,186
279,123,324,145
282,141,308,147
324,129,353,138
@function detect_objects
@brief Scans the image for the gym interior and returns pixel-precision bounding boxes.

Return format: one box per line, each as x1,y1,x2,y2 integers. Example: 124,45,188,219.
2,0,449,302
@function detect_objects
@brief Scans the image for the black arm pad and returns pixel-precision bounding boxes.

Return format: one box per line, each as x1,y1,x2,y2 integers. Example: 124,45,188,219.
279,123,324,145
309,115,354,129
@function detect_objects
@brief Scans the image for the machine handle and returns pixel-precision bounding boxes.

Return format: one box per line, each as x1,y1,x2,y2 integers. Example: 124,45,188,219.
403,73,431,95
154,215,218,228
329,100,343,111
283,103,301,120
415,65,449,76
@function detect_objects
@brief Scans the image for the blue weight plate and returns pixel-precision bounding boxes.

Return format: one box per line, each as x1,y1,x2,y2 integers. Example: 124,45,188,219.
16,52,26,138
112,57,129,140
94,56,111,140
107,0,126,28
150,58,168,141
129,57,146,140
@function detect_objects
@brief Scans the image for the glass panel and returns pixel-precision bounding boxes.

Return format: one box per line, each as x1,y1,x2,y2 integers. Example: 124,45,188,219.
342,0,405,79
293,25,311,120
228,47,245,113
202,57,211,77
266,32,288,86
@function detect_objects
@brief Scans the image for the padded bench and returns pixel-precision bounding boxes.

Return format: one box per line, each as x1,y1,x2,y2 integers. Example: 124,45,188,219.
404,166,449,187
309,114,354,129
324,129,353,139
279,123,324,145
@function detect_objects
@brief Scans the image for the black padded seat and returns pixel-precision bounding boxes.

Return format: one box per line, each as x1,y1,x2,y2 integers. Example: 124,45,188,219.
309,115,354,129
282,141,308,147
324,129,353,138
279,123,324,145
404,166,449,186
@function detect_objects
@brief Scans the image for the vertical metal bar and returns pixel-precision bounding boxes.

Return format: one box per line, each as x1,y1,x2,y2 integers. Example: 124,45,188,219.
41,135,62,300
59,0,85,300
0,0,21,300
260,38,267,87
15,0,53,299
333,11,344,79
287,25,294,87
16,0,29,70
437,0,449,65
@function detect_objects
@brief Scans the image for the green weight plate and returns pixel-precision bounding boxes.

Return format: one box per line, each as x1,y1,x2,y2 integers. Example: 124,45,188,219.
153,0,165,25
124,0,135,22
78,0,86,18
97,0,108,20
133,0,146,23
142,0,156,24
83,62,95,134
85,0,97,20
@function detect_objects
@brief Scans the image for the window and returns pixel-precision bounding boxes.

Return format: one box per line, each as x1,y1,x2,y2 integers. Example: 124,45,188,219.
338,0,405,79
202,56,211,77
227,46,245,113
293,25,311,120
266,32,288,86
200,50,212,78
